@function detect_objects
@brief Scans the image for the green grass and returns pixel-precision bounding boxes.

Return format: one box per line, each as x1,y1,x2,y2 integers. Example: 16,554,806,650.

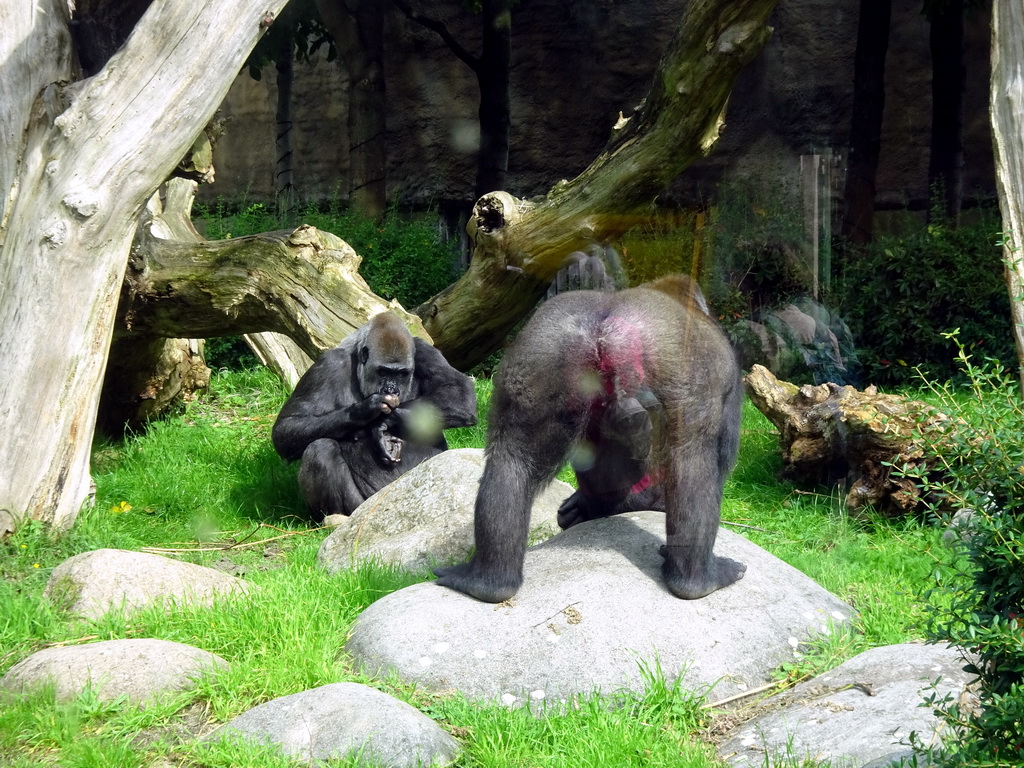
0,370,941,767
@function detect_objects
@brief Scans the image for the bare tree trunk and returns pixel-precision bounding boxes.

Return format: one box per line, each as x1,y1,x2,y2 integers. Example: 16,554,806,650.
842,0,891,246
928,0,966,224
991,0,1024,394
475,0,512,198
416,0,780,370
0,0,289,531
276,31,296,218
319,0,387,219
244,332,313,388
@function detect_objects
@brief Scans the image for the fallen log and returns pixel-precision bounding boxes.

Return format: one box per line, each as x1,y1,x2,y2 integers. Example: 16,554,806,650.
744,364,951,514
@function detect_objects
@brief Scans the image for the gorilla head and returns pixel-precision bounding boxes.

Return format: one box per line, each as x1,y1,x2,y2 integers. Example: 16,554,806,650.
356,312,416,402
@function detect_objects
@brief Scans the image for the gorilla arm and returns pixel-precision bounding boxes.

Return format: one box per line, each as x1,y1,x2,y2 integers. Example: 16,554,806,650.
271,345,398,462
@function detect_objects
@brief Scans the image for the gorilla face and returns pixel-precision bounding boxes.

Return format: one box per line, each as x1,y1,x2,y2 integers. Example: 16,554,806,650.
357,313,415,402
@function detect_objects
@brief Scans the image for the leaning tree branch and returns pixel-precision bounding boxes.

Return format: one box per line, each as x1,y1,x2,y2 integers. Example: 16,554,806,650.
415,0,779,370
391,0,480,71
119,223,428,361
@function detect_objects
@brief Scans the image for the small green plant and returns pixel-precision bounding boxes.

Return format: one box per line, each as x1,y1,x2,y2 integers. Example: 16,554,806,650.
900,334,1024,766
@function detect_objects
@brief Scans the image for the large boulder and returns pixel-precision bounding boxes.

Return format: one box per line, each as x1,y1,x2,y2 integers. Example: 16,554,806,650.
0,639,227,706
718,643,975,767
44,548,252,620
317,449,569,574
206,682,459,767
345,511,853,706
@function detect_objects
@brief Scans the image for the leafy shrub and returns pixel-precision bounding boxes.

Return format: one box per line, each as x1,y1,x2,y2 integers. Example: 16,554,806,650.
703,174,809,320
837,209,1014,385
901,337,1024,766
298,203,459,310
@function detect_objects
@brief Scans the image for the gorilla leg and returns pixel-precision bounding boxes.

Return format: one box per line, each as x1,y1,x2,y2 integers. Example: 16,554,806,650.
297,438,367,519
659,391,746,599
435,387,581,603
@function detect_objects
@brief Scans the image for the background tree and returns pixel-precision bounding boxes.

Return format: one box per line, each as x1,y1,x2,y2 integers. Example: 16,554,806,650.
926,0,968,224
317,0,388,219
245,0,334,217
841,0,892,246
393,0,513,199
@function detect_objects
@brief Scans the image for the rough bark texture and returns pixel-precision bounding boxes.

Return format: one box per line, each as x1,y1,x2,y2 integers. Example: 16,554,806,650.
119,223,426,359
0,0,289,532
416,0,779,370
991,0,1024,394
744,364,948,515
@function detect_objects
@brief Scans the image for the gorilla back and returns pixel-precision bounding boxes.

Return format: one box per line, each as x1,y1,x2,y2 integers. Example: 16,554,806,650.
434,275,745,602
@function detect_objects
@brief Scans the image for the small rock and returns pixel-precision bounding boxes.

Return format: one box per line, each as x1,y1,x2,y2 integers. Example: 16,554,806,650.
0,638,227,706
44,548,252,620
317,449,569,574
206,682,459,767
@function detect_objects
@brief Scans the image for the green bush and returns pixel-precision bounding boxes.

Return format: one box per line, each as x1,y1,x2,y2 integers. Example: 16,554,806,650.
902,337,1024,766
837,210,1014,385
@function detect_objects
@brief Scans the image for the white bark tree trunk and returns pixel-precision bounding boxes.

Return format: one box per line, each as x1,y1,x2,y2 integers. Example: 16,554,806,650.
991,0,1024,395
0,0,289,531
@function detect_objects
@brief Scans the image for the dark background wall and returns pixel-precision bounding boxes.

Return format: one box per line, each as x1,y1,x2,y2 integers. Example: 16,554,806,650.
198,0,995,212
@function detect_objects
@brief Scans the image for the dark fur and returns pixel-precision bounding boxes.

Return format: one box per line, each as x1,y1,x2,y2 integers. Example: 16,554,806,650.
434,275,745,602
272,313,477,519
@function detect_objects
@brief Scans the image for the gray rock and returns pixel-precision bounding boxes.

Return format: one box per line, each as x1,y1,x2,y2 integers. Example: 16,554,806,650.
206,682,459,767
346,511,853,706
317,449,568,574
717,643,974,767
0,638,227,706
44,548,252,620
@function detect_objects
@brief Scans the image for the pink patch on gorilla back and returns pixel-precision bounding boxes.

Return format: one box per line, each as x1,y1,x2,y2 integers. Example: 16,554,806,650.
596,315,646,397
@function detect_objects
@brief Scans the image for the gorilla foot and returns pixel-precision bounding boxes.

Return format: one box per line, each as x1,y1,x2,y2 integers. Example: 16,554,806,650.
659,547,747,599
433,562,522,603
556,491,589,530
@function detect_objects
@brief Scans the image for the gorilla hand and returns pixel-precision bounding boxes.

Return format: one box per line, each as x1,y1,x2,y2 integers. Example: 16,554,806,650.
371,422,404,464
373,392,400,414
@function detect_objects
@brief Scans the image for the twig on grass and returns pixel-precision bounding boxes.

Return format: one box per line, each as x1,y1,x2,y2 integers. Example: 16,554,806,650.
140,522,328,555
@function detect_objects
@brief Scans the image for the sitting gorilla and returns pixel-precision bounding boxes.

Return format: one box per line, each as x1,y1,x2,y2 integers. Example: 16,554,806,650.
272,312,477,519
435,275,745,602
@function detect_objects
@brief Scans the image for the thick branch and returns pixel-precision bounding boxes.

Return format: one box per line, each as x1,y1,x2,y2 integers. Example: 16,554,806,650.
120,225,427,360
417,0,778,369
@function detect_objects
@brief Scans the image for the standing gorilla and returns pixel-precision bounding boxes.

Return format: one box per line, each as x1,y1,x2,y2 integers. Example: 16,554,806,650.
272,312,477,519
435,275,745,602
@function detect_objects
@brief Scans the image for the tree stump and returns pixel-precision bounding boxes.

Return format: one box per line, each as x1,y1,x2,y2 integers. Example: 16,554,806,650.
744,364,950,514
